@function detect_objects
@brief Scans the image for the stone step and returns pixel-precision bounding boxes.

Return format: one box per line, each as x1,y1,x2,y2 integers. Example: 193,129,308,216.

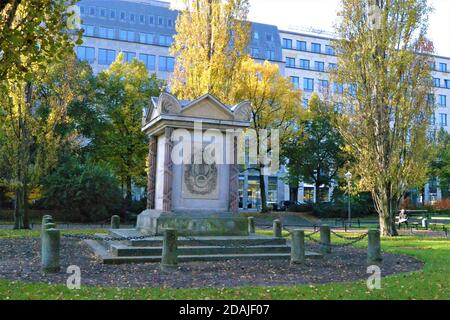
128,237,287,247
108,229,287,247
100,252,322,265
110,244,291,257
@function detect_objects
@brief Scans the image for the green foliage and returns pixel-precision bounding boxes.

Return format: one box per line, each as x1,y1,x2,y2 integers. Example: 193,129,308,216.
429,129,450,189
42,158,122,222
283,93,347,202
93,53,162,206
332,0,434,235
0,0,82,83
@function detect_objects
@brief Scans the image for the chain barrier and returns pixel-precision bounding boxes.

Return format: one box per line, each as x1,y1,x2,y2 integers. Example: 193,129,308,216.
330,229,368,241
62,234,150,242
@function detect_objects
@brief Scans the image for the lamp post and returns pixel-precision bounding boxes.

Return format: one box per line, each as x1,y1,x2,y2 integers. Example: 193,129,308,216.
344,171,352,227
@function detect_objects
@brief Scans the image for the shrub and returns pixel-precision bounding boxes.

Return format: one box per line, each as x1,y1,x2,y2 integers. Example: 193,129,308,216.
42,159,122,222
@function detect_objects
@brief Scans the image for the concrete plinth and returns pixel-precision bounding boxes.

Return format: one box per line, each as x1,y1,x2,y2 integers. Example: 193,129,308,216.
136,209,248,236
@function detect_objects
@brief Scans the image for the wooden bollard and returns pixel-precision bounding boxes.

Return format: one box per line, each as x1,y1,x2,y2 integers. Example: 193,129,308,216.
320,225,331,254
290,229,305,265
367,229,382,264
41,228,61,273
248,217,255,234
161,228,178,272
111,215,120,229
273,219,282,238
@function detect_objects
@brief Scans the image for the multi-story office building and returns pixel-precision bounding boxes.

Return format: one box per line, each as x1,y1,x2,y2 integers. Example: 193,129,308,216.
75,0,450,206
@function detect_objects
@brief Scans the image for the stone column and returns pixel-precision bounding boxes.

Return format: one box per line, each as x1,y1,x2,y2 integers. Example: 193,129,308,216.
146,135,157,209
424,183,430,204
290,229,305,264
243,171,249,209
162,127,174,212
367,229,382,264
229,136,239,213
161,228,178,271
41,228,60,273
248,216,255,234
273,219,282,238
320,225,331,254
111,215,120,229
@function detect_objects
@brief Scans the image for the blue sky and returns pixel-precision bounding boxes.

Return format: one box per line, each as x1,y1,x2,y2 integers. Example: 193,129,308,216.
170,0,450,57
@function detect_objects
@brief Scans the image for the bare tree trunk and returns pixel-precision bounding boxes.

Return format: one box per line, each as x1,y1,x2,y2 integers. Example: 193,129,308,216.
374,189,398,236
259,172,268,212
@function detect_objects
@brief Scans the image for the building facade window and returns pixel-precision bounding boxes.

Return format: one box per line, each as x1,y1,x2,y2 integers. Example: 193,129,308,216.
99,8,106,18
139,32,154,44
120,11,126,20
149,15,154,25
333,83,343,94
158,16,164,26
439,113,448,126
250,48,259,58
439,63,447,72
119,30,135,41
159,56,175,72
266,33,273,41
439,95,447,107
123,51,136,62
446,79,450,89
99,27,114,39
299,59,310,69
168,18,173,28
139,14,145,24
349,83,357,97
311,43,321,53
433,77,441,87
89,7,95,16
110,10,115,19
76,46,95,63
282,38,292,49
325,45,335,55
130,13,135,23
296,40,306,51
286,57,295,67
98,48,116,65
291,76,299,89
265,50,275,60
81,24,95,36
303,78,314,92
253,31,259,40
139,53,156,71
319,79,329,92
328,63,337,70
159,35,173,46
315,61,325,71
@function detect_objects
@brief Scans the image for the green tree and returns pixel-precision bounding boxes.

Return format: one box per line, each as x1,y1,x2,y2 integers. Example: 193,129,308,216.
94,53,161,211
429,129,450,195
235,57,302,212
0,54,91,228
283,93,346,203
332,0,434,236
42,156,122,222
170,0,250,104
0,0,81,82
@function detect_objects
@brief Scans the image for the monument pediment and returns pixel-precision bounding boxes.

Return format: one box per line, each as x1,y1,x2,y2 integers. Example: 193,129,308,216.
142,93,251,130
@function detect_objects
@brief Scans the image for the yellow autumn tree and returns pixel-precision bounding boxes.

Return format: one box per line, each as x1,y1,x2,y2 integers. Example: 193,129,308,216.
170,0,250,104
235,57,303,211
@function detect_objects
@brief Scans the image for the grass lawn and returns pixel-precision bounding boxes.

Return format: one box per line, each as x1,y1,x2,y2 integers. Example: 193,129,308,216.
0,228,448,300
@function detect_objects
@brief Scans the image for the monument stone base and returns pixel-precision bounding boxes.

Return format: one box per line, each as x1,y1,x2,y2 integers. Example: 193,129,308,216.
136,209,248,236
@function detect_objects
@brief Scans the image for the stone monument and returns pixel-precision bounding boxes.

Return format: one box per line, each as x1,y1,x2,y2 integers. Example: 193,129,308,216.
136,92,252,236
